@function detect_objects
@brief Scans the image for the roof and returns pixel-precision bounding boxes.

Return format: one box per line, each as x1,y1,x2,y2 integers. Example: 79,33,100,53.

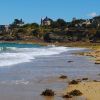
43,17,51,21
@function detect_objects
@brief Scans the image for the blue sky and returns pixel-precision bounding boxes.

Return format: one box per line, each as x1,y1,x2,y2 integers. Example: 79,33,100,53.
0,0,100,24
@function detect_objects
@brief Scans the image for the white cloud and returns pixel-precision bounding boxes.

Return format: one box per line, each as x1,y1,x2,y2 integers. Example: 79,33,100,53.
88,12,97,17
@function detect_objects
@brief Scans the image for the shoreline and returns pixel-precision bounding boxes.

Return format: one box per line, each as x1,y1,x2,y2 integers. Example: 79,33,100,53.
0,40,100,47
0,41,100,100
0,41,100,67
0,40,100,64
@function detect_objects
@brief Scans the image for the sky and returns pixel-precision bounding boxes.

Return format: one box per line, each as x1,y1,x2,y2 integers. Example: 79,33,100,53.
0,0,100,25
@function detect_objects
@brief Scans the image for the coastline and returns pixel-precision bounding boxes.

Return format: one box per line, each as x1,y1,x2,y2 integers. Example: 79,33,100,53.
0,45,92,100
1,41,100,61
58,42,100,100
0,40,100,47
1,40,100,64
0,41,100,100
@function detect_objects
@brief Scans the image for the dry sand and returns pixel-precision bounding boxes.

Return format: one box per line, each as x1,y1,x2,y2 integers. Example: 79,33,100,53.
64,81,100,100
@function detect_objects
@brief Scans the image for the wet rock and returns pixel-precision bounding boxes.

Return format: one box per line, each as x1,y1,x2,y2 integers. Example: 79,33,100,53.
59,75,67,79
82,78,88,80
95,61,100,64
41,89,55,96
68,61,74,63
68,89,82,96
62,94,72,98
69,80,79,85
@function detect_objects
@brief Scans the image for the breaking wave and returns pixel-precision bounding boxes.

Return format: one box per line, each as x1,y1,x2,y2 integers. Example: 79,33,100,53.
0,43,84,67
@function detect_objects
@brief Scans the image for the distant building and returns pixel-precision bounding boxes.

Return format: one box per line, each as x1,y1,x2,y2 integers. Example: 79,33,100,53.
41,16,51,26
82,19,91,26
0,25,9,33
17,19,24,26
13,19,24,26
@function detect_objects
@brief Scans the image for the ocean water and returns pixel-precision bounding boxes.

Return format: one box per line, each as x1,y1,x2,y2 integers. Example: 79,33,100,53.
0,43,99,100
0,43,83,67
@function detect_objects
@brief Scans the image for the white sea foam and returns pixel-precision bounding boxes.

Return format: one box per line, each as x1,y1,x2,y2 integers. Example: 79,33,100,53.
0,46,85,67
1,79,29,85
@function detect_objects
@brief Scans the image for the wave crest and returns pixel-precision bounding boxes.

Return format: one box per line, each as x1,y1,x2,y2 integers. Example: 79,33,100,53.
0,45,84,67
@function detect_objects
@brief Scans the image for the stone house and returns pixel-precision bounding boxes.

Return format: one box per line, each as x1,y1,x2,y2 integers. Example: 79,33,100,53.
41,17,51,26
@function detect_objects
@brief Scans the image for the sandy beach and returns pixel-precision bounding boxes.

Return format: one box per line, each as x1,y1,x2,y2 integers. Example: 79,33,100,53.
64,81,100,100
0,42,100,100
64,46,100,100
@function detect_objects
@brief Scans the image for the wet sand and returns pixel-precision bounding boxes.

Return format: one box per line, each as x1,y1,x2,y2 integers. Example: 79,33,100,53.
0,49,100,100
65,46,100,100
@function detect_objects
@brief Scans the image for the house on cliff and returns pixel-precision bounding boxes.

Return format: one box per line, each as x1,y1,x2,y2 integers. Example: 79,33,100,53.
41,17,51,26
0,25,9,33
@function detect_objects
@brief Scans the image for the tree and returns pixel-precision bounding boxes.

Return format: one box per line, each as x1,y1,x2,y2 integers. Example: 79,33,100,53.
56,19,67,28
10,19,24,28
31,23,39,28
51,19,67,29
22,23,39,29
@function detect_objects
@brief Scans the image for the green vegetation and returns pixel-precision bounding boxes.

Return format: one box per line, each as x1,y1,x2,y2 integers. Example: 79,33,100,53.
0,16,100,43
